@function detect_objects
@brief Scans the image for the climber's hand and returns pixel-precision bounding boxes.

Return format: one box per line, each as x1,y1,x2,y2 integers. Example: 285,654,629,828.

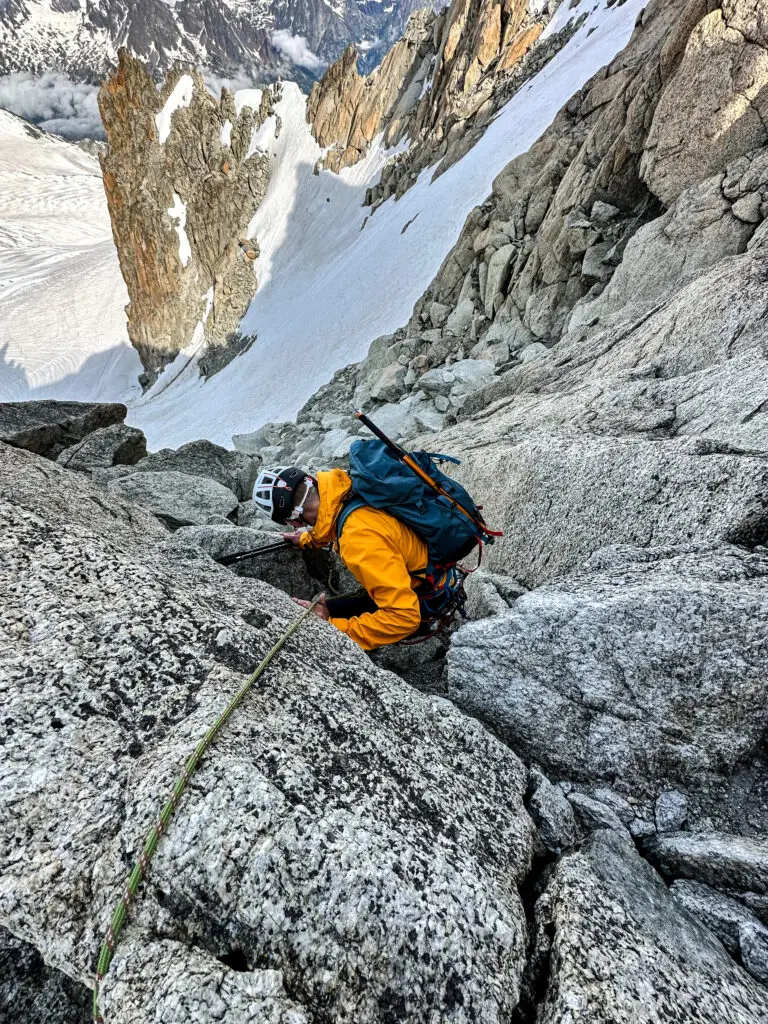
292,594,330,621
282,529,304,545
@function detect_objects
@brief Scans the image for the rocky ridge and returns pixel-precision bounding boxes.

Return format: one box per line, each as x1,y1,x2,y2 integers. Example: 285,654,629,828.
306,0,575,188
4,0,768,1017
225,0,768,1000
252,0,768,546
0,0,433,89
99,52,278,383
307,7,438,173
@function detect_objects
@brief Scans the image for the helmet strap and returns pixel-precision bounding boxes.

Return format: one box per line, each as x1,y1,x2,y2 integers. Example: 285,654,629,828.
290,476,315,521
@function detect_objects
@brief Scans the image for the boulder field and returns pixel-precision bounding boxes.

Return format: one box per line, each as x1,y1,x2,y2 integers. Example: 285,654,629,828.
2,395,768,1022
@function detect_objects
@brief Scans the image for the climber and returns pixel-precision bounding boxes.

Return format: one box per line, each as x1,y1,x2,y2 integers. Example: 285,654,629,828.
252,465,429,650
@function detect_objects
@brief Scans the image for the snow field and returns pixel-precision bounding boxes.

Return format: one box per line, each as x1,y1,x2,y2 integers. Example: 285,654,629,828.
0,0,646,443
0,111,141,403
167,192,192,267
130,0,647,449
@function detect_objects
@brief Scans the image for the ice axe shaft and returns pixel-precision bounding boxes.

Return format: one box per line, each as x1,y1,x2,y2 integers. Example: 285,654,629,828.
216,540,292,566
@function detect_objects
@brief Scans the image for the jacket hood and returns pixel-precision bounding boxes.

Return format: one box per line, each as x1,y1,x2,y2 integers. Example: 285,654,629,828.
307,469,353,546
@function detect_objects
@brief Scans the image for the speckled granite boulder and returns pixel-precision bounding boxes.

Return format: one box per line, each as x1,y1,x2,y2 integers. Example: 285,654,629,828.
532,831,768,1023
105,469,240,529
97,439,260,501
447,543,768,832
0,442,536,1023
670,880,766,957
644,832,768,895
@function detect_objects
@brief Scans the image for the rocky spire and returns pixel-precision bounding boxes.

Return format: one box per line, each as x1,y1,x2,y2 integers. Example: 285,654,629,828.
306,0,555,187
306,9,438,173
99,50,276,385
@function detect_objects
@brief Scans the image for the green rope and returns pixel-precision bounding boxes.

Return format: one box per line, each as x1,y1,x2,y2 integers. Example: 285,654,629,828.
92,596,321,1022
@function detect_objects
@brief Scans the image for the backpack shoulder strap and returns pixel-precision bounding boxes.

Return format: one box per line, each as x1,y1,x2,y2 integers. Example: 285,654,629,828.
423,452,461,466
336,494,369,541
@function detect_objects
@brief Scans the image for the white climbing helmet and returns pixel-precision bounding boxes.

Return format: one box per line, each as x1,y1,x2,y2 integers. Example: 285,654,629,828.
253,466,315,524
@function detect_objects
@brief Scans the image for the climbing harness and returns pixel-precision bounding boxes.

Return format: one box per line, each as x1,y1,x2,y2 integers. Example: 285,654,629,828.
91,596,322,1023
402,564,471,645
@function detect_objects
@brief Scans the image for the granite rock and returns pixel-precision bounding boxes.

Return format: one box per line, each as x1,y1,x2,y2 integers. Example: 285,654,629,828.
106,469,239,529
655,789,689,833
670,879,764,956
644,832,768,895
447,544,768,830
0,400,127,459
533,830,768,1023
0,442,537,1024
528,770,578,852
57,424,147,472
101,439,261,501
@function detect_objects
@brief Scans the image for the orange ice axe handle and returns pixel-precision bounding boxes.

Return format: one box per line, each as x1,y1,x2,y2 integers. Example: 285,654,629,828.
354,410,503,540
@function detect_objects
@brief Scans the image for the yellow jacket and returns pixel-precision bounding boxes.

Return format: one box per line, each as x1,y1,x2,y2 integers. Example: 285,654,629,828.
298,469,428,650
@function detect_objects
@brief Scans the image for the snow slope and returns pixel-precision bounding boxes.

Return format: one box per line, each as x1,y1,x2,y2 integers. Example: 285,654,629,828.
130,0,647,449
0,113,142,403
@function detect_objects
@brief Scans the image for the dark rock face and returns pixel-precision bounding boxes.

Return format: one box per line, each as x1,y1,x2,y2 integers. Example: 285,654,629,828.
171,523,341,599
0,440,536,1023
0,927,90,1024
99,52,274,382
0,400,127,459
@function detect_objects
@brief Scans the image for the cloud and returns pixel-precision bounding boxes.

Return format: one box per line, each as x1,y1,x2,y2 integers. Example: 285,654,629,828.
202,68,261,99
270,29,324,71
0,72,104,139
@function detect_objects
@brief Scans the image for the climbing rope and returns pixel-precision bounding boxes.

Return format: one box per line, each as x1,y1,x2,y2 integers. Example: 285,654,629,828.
92,596,322,1022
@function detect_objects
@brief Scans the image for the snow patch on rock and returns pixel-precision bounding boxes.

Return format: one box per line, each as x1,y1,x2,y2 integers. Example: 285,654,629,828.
167,191,191,267
155,73,194,145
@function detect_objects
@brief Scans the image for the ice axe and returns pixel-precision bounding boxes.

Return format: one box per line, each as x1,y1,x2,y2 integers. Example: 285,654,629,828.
215,539,292,566
354,409,503,541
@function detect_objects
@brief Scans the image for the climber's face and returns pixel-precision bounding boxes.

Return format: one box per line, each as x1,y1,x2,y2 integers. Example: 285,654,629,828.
288,487,320,527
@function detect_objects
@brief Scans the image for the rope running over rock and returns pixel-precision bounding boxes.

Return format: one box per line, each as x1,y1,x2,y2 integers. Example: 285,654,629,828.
92,596,322,1022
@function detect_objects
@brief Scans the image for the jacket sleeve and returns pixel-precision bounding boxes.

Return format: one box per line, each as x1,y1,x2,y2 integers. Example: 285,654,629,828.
298,529,323,549
330,520,421,650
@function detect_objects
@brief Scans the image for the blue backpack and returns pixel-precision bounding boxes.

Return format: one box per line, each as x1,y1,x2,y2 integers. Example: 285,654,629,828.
336,438,486,569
